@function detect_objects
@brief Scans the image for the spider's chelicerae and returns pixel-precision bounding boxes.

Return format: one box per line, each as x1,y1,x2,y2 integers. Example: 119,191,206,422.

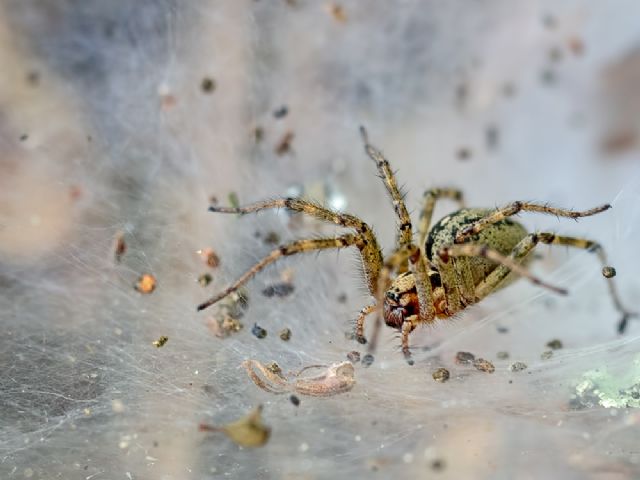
198,127,635,363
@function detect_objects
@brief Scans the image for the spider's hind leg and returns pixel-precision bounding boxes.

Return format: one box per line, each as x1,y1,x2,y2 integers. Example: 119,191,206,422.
472,232,636,333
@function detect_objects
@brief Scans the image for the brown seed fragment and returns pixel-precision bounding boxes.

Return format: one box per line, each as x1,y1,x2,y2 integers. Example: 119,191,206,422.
472,358,495,373
114,232,126,263
153,335,168,348
602,266,616,278
135,274,156,294
455,351,475,365
546,339,563,350
432,368,450,383
199,405,271,448
199,248,220,268
279,328,292,341
275,131,294,156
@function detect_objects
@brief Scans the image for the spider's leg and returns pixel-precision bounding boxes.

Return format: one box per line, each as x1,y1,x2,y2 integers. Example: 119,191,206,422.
197,234,364,311
437,243,568,296
474,232,636,333
360,128,435,330
400,315,419,365
209,198,383,296
418,188,465,248
355,304,377,344
455,201,610,244
359,127,414,250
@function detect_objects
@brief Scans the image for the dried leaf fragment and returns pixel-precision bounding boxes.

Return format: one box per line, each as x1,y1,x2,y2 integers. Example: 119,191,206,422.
200,405,271,447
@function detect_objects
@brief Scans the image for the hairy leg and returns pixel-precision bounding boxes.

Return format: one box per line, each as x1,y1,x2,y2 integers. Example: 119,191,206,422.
473,232,636,332
455,201,610,244
208,197,383,296
197,234,369,311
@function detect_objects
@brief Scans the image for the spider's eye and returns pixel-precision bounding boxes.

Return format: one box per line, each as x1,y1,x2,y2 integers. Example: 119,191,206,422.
385,291,399,303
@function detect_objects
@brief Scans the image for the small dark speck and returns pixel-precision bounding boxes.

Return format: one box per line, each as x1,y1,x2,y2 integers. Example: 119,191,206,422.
201,77,216,93
290,394,300,406
26,71,40,86
273,105,288,119
431,458,446,472
19,134,28,142
337,293,348,303
456,147,472,161
496,325,509,334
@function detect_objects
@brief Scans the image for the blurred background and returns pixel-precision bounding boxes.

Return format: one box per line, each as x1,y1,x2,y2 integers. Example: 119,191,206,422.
1,1,640,478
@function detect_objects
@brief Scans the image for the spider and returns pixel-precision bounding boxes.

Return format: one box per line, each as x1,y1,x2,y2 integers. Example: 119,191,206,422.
197,127,635,364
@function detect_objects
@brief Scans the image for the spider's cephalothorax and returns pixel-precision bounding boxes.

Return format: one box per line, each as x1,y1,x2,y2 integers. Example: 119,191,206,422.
197,127,635,364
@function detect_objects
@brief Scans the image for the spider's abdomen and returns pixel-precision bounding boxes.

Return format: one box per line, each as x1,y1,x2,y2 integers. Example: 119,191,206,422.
425,208,529,286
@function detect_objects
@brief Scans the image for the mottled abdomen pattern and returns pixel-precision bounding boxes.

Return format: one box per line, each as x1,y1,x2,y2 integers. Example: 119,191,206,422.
425,208,529,286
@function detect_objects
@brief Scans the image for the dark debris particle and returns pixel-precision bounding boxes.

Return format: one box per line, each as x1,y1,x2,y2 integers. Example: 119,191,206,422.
455,351,475,365
266,362,282,376
201,77,216,93
472,358,495,373
264,231,280,245
26,70,40,86
485,125,499,150
541,350,554,360
252,323,267,339
347,351,361,363
289,394,300,407
262,282,295,298
431,459,446,472
153,335,168,348
602,266,616,278
337,293,348,303
273,105,288,119
19,134,28,142
253,126,264,143
432,368,450,383
546,339,563,350
198,273,213,287
509,361,528,372
279,328,291,341
362,354,374,367
496,325,509,334
496,351,509,360
456,147,472,161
